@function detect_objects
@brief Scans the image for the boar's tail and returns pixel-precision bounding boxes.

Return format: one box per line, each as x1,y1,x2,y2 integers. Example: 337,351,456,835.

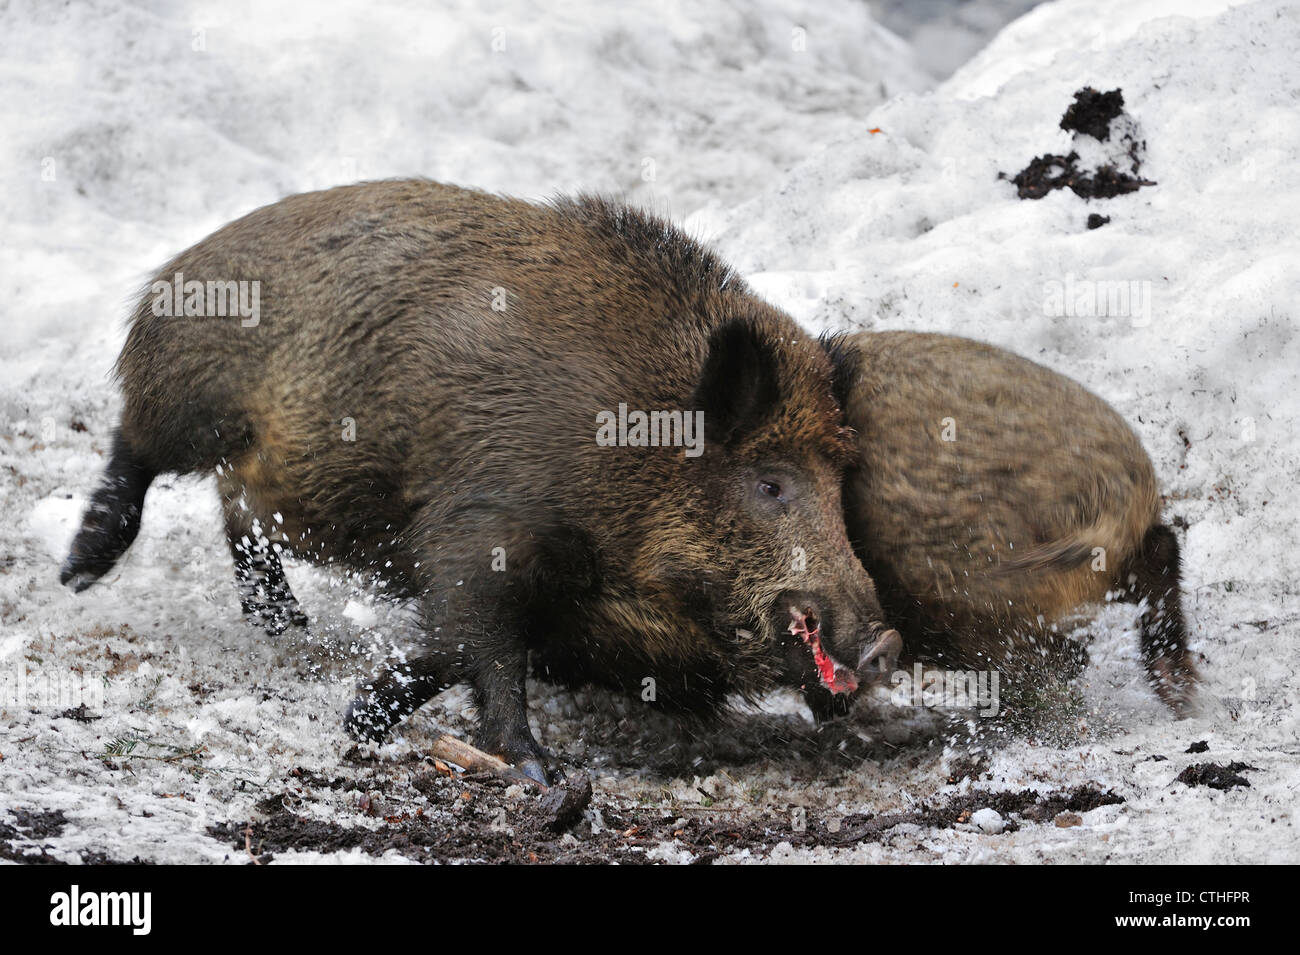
991,536,1099,575
991,470,1161,579
59,430,157,592
990,505,1147,577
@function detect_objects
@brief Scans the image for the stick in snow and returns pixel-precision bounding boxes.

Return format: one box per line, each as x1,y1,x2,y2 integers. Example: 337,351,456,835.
428,733,549,790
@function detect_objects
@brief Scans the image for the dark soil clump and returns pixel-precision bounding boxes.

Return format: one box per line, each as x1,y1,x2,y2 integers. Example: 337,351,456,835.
58,703,100,723
1175,762,1256,791
1007,152,1153,201
1003,86,1155,201
1060,87,1126,141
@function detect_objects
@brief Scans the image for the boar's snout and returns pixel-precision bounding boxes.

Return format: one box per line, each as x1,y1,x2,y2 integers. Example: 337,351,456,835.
776,588,903,696
779,589,867,695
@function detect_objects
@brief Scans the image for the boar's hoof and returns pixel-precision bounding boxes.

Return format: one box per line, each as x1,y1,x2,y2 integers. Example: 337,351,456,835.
261,607,309,637
343,694,396,743
474,732,560,787
61,534,137,592
516,759,552,787
495,746,560,788
858,628,903,683
60,567,102,594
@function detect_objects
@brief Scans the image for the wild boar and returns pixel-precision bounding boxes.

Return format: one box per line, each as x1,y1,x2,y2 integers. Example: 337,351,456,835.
834,331,1197,714
61,180,901,782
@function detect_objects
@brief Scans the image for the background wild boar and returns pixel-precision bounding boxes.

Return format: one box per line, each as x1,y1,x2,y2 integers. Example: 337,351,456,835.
834,331,1198,714
61,179,900,782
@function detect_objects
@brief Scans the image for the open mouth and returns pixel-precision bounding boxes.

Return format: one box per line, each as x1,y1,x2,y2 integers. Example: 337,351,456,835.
787,605,859,695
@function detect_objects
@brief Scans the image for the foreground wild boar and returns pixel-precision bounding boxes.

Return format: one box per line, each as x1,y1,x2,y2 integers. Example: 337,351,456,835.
61,180,900,781
834,331,1197,714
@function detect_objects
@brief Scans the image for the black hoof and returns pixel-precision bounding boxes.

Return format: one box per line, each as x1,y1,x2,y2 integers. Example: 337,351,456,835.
344,693,395,742
479,735,561,787
60,513,143,591
517,759,551,786
60,562,104,593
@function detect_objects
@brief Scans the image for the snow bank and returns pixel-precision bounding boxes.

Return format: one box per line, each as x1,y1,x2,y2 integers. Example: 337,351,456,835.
713,0,1300,595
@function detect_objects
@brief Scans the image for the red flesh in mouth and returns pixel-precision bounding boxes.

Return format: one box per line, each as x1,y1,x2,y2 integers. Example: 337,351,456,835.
788,607,859,694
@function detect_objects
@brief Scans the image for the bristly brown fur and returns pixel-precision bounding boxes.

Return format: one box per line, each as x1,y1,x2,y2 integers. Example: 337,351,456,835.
67,179,890,778
837,330,1197,713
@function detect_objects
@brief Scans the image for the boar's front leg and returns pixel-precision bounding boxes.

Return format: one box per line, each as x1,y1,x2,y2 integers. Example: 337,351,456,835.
345,510,575,785
464,624,554,785
344,642,464,743
345,601,552,784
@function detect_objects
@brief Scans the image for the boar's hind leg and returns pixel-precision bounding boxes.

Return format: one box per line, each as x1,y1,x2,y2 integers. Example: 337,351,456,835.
227,530,308,636
220,489,307,636
1123,524,1198,714
61,430,156,592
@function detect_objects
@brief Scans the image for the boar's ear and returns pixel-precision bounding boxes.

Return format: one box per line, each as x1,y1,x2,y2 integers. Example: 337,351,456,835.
818,331,860,412
692,318,782,447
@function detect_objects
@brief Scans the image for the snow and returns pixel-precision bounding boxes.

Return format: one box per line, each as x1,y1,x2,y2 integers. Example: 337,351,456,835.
971,807,1005,833
869,0,1048,80
2,0,1298,864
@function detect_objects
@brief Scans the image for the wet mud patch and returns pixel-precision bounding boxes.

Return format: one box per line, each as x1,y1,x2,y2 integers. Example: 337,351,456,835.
0,808,149,864
210,771,683,865
0,809,70,864
206,760,1125,863
531,688,951,780
821,785,1123,845
7,807,70,839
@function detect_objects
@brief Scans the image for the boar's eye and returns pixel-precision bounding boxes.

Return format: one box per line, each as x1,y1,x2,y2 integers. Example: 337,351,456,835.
749,468,795,515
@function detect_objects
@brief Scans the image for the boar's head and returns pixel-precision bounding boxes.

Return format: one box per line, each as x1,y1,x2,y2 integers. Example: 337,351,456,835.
668,314,901,703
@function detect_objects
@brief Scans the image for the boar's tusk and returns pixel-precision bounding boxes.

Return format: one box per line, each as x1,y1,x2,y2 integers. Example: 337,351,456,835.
857,628,902,681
